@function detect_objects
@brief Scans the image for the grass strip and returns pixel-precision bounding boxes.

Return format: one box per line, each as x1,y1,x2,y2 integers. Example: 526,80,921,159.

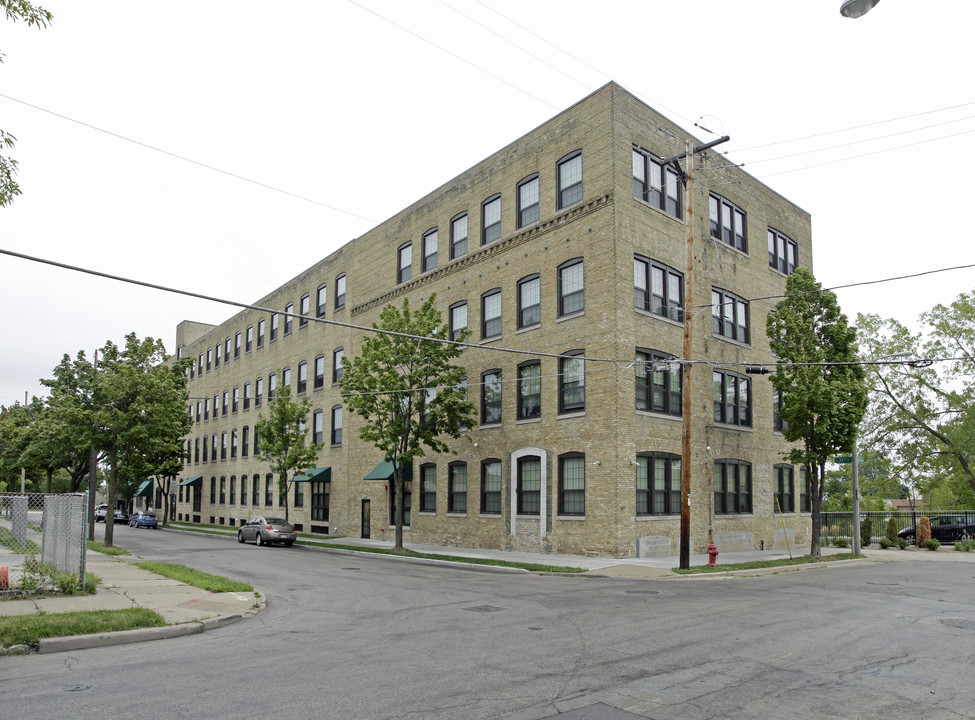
0,608,164,647
87,540,131,556
672,553,861,574
133,562,253,593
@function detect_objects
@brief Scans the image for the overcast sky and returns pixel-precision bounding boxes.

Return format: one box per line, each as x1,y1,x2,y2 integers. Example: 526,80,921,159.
2,1,973,405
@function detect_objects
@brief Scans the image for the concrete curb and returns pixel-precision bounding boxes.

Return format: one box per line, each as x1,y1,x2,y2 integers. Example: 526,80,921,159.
36,613,248,654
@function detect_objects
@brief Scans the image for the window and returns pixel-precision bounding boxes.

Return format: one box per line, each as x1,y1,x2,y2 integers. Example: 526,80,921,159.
214,343,221,368
632,146,681,218
219,476,226,504
481,195,501,245
222,391,229,416
713,370,751,426
232,386,239,413
204,397,210,421
246,325,253,352
774,465,795,513
299,294,310,327
202,435,209,462
251,474,260,506
194,437,200,463
557,151,583,209
210,477,216,504
714,460,752,514
240,474,247,506
231,429,238,459
297,362,307,394
257,319,266,347
448,462,467,513
397,242,412,284
481,289,501,339
198,353,204,376
311,482,329,521
206,348,212,372
331,405,343,445
282,367,291,389
242,426,249,458
450,212,468,259
265,473,274,507
634,256,683,322
226,337,232,361
270,313,279,341
390,477,411,527
312,409,323,445
712,288,749,343
518,275,540,328
774,389,789,432
231,331,240,358
449,302,467,342
335,274,346,309
518,361,541,420
221,432,227,460
255,377,263,408
559,352,585,414
316,284,328,317
294,476,304,508
636,452,681,515
517,174,539,228
284,303,293,335
481,370,501,424
709,194,747,252
253,426,260,456
332,348,344,383
268,372,277,402
636,350,681,416
420,464,436,513
558,259,584,316
196,400,202,422
558,453,585,515
211,434,218,461
481,459,502,514
229,475,236,505
799,467,812,512
517,456,541,515
422,228,438,272
768,228,798,275
314,354,325,390
243,382,251,410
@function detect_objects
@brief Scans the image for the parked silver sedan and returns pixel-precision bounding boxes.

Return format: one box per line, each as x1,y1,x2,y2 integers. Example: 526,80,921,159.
237,516,297,547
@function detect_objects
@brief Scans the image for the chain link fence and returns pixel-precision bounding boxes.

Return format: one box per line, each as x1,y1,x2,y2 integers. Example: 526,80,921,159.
0,492,88,594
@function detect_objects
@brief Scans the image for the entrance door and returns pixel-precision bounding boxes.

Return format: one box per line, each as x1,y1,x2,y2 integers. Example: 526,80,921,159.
361,499,371,539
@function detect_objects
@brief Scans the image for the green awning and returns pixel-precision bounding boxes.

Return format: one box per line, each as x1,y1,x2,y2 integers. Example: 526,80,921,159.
135,480,153,498
364,461,412,481
179,475,203,487
293,467,331,483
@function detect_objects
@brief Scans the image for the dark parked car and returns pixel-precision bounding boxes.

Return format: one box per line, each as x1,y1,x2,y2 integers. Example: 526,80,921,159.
112,508,130,524
898,515,975,544
237,516,297,547
129,510,158,529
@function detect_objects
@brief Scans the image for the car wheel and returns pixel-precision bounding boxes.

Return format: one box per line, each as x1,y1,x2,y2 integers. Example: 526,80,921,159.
904,534,915,545
238,531,245,544
256,533,264,546
284,541,294,548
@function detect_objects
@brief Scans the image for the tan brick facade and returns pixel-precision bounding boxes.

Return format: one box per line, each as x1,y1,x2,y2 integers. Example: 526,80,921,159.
175,83,812,558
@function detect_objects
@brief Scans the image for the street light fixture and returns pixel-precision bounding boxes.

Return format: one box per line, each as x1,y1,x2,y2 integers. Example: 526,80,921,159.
840,0,881,18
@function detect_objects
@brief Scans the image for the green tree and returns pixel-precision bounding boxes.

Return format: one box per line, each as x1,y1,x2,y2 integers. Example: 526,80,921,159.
1,1,53,207
254,382,321,523
767,268,868,556
0,400,38,491
339,295,476,550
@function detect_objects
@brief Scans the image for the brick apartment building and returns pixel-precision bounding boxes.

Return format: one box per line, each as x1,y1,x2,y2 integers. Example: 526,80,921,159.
174,82,812,558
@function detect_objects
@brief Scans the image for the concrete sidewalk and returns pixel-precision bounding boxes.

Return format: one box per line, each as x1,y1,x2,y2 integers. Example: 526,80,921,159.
3,530,970,655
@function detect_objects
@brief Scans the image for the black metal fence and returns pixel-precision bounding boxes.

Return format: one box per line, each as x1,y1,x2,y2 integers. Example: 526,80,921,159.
822,510,975,545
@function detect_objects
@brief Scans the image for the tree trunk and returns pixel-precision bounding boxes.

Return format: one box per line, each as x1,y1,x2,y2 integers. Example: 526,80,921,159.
282,473,290,522
105,443,117,547
810,462,823,557
394,462,404,550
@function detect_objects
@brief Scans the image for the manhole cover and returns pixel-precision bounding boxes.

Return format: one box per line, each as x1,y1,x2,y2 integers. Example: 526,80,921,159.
625,589,660,595
463,605,505,613
940,618,974,630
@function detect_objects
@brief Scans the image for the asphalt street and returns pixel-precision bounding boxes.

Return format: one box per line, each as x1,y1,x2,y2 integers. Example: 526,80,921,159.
1,528,973,719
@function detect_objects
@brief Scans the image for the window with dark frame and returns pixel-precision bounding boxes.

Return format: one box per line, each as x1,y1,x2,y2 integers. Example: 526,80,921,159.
632,146,681,218
709,193,747,252
558,259,584,316
246,325,254,352
332,348,344,383
284,303,294,335
559,351,585,414
255,377,263,408
317,284,328,317
299,294,310,327
252,473,260,506
420,464,436,513
481,195,501,245
518,361,541,420
557,151,583,209
774,388,789,432
398,242,412,284
331,405,343,445
449,302,468,342
714,460,752,514
240,474,247,505
448,462,467,513
800,467,812,513
558,453,585,516
450,212,468,259
635,349,681,416
231,430,238,459
711,288,750,343
481,370,501,425
235,332,241,358
311,481,329,521
713,370,751,426
518,274,540,328
481,289,502,339
312,410,323,445
214,344,220,369
636,452,681,515
422,228,438,272
270,313,279,341
481,459,502,514
232,386,239,413
314,354,325,390
517,174,539,228
297,362,307,394
242,426,249,458
265,473,273,507
335,274,346,310
517,456,541,515
268,372,277,402
774,464,795,512
768,228,798,275
257,319,266,347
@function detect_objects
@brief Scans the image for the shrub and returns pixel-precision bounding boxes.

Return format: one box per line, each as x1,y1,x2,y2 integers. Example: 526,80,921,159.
917,517,931,547
878,537,893,549
860,516,873,546
833,537,850,548
954,538,975,552
885,517,898,544
923,538,940,551
896,538,909,549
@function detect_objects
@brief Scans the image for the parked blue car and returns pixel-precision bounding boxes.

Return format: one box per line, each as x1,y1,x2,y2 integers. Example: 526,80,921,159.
129,510,158,529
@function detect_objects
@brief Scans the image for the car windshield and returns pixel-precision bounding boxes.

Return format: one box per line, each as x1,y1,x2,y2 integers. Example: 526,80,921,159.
265,518,289,525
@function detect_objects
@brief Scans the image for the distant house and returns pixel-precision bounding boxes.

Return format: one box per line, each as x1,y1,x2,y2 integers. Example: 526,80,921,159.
887,498,923,512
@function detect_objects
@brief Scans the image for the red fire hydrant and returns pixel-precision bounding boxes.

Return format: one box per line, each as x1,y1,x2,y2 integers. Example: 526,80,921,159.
707,542,719,567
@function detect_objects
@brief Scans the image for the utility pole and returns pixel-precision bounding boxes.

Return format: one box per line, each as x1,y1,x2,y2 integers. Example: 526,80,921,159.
661,135,730,570
852,439,861,554
87,349,98,541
